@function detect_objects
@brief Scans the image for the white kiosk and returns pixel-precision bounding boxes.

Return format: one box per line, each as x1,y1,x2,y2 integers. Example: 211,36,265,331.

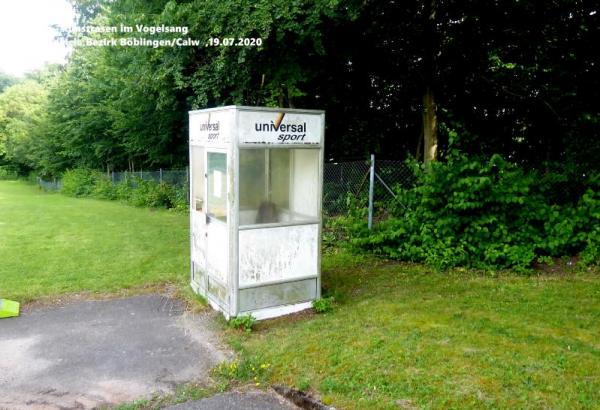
189,106,325,320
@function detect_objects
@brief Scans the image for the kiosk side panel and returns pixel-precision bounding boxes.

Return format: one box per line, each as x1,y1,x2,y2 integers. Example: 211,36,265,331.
238,223,318,286
189,108,235,315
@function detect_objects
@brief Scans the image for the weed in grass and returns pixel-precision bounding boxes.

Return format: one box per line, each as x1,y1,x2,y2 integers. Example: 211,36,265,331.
312,296,334,313
212,357,272,388
229,314,256,332
296,376,311,392
112,382,212,410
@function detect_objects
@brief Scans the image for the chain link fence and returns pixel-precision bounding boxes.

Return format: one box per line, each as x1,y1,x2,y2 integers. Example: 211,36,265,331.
37,169,188,191
323,158,415,217
323,160,371,215
37,177,62,191
37,158,414,224
109,169,188,187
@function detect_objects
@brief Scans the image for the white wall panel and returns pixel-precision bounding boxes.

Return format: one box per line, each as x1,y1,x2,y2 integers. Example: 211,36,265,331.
206,221,228,284
191,212,206,267
239,224,318,287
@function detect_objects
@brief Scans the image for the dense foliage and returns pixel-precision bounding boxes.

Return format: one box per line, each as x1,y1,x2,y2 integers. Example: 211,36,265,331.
0,72,17,93
0,0,598,176
60,168,187,210
0,79,49,174
0,0,597,267
0,166,18,180
349,152,599,270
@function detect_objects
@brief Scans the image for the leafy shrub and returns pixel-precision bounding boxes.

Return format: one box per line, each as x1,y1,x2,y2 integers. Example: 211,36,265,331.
128,179,173,208
349,152,600,271
92,176,117,200
0,166,18,180
580,231,600,266
229,314,256,332
61,169,102,197
58,168,188,212
113,177,135,202
576,189,600,266
581,235,600,265
312,297,334,313
26,171,40,184
167,183,189,211
536,186,600,265
117,177,187,210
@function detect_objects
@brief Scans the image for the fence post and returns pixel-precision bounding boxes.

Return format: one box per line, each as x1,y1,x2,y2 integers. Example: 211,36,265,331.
368,154,375,230
159,168,163,183
111,171,115,183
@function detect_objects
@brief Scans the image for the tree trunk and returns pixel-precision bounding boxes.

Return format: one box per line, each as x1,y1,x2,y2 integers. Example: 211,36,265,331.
422,0,438,163
422,86,438,163
415,125,423,160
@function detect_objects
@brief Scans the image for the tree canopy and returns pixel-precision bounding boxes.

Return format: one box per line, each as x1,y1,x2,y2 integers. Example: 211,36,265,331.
0,0,598,177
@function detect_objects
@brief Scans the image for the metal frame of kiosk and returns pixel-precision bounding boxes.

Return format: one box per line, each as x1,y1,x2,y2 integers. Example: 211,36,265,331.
189,106,325,320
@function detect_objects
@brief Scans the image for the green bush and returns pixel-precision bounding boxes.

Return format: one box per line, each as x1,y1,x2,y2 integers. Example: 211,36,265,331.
540,189,599,257
128,179,168,207
0,166,18,180
229,314,256,332
166,183,189,211
61,169,103,197
312,297,334,313
349,153,599,271
92,176,117,200
113,177,135,202
575,189,600,266
580,229,600,266
126,178,187,209
59,168,188,212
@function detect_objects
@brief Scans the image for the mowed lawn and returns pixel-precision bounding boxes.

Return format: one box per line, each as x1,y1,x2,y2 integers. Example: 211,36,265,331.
2,180,600,409
233,253,600,409
0,181,189,302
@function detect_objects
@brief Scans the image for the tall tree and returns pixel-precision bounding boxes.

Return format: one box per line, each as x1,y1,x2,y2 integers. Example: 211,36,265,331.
422,0,439,163
0,72,18,94
6,0,597,177
0,80,48,172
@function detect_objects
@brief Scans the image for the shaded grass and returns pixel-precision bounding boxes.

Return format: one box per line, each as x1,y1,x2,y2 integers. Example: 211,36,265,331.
228,251,600,409
0,181,190,303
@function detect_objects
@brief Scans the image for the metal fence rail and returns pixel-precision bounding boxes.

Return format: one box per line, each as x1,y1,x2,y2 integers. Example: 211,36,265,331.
323,158,415,219
323,159,371,215
38,156,414,226
37,177,62,191
109,169,188,187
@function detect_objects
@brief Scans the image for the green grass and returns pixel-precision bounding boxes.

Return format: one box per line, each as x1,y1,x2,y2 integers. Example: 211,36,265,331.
228,251,600,409
2,179,600,409
0,180,190,302
112,382,218,410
